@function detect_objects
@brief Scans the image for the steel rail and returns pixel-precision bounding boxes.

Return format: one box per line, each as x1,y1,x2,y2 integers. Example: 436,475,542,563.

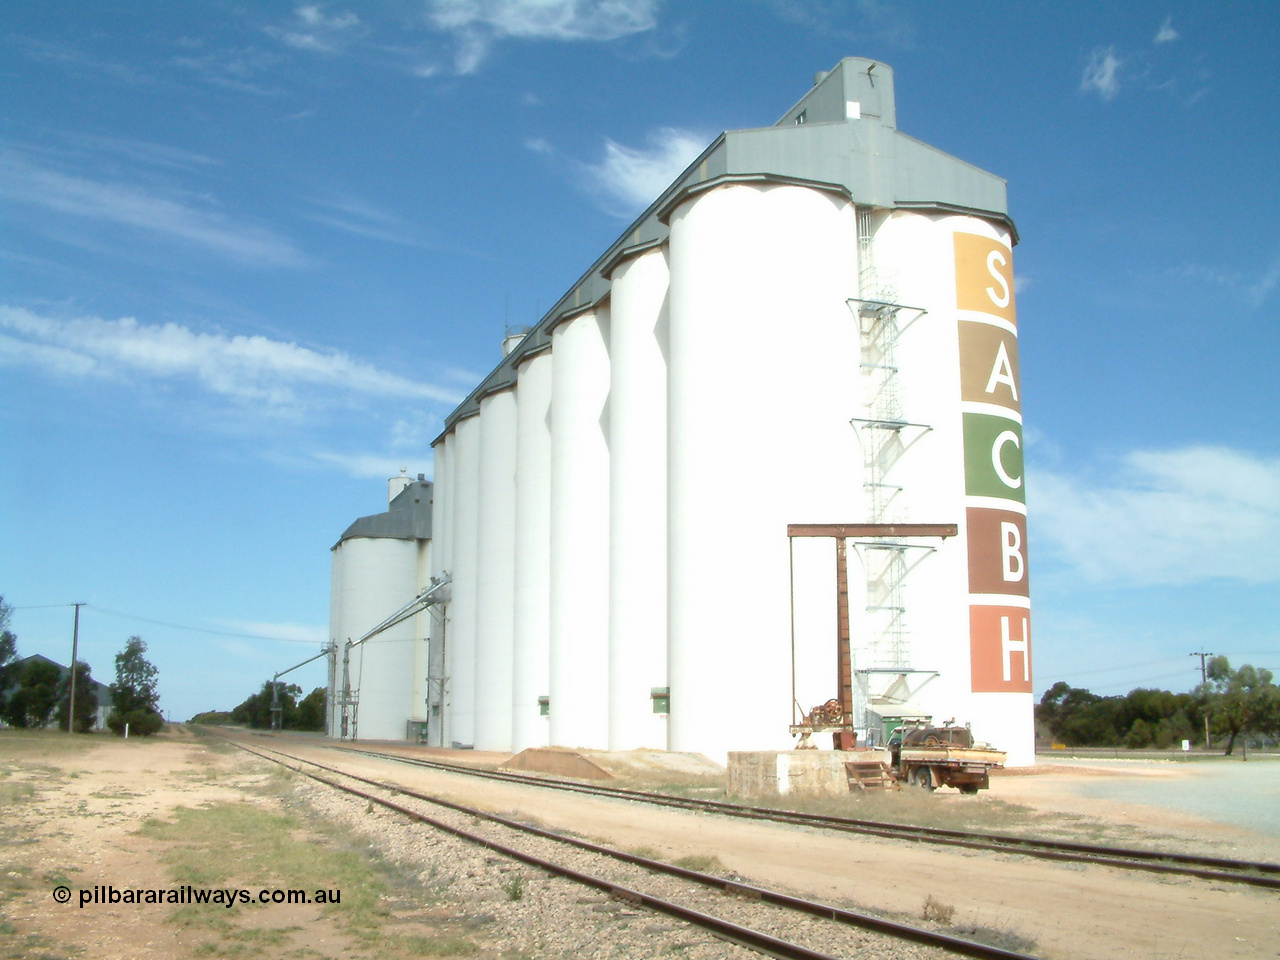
225,736,1045,960
307,739,1280,890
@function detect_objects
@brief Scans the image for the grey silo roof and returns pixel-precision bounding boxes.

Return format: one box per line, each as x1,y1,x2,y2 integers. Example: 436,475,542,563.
436,57,1016,437
333,479,433,548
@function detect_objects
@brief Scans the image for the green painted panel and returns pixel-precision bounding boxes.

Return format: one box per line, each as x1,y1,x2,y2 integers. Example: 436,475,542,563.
963,413,1025,503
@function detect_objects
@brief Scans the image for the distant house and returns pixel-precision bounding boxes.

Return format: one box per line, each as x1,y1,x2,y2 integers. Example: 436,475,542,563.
1,654,112,730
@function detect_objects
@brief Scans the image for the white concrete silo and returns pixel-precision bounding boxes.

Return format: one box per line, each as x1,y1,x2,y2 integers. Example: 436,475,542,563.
328,476,433,741
665,182,861,761
867,210,1032,764
447,414,481,747
511,349,553,750
426,434,455,745
548,306,611,749
474,387,518,750
606,245,670,750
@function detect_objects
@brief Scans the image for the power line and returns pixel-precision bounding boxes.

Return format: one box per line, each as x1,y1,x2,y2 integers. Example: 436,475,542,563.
1049,656,1189,679
86,606,323,645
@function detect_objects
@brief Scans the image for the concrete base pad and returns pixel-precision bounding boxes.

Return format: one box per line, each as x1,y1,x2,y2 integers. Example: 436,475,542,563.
729,749,893,798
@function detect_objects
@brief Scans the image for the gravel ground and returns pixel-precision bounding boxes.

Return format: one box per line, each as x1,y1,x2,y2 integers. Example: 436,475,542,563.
1037,756,1280,839
279,757,964,960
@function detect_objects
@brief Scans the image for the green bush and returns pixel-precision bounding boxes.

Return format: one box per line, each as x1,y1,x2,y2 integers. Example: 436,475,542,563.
107,708,164,737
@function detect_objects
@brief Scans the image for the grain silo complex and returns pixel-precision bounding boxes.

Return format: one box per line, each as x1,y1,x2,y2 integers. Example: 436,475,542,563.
328,58,1034,766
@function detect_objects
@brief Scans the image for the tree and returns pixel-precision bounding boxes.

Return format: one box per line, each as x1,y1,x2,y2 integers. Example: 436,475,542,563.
294,686,327,732
55,660,97,733
0,596,18,717
4,658,61,728
232,680,302,729
107,636,163,736
1196,656,1280,756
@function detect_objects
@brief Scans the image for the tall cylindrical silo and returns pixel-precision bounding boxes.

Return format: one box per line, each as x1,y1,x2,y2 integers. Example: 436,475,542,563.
411,535,433,731
607,247,670,750
666,182,861,762
474,387,518,750
327,543,343,738
332,536,419,740
427,433,455,746
511,349,553,751
448,413,481,747
869,209,1032,764
548,306,611,749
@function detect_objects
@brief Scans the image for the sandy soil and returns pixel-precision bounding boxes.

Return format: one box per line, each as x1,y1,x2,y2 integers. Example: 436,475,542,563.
0,728,384,960
270,737,1280,960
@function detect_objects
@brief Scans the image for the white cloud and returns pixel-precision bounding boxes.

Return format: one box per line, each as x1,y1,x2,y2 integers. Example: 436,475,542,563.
267,4,364,53
426,0,658,73
1247,251,1280,307
1,151,308,268
0,306,464,410
587,128,707,213
531,127,707,218
1080,46,1123,101
1030,446,1280,587
1154,16,1179,44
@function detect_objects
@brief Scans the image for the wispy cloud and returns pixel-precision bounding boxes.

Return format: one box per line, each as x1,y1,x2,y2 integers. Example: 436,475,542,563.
267,4,365,53
1,150,308,268
425,0,658,73
1154,16,1179,44
12,36,151,84
530,126,708,218
312,451,431,480
1164,252,1280,307
1247,251,1280,307
0,306,464,410
171,47,286,96
1080,46,1123,101
761,0,915,48
1031,446,1280,587
302,195,431,247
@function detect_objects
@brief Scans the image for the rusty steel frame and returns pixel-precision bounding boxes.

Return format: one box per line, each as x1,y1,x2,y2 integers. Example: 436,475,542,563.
786,523,958,735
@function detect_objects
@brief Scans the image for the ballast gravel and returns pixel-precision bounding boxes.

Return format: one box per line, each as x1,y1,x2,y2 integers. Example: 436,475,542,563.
278,758,955,960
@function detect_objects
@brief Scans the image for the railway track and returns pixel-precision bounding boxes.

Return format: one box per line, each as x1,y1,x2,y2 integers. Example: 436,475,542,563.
223,736,1044,960
300,738,1280,891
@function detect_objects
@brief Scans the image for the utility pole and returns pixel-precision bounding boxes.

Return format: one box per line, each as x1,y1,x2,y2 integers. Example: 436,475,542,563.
1191,651,1214,750
67,603,84,733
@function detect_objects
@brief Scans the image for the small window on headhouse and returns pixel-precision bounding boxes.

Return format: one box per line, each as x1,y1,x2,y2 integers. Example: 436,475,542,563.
538,695,549,717
795,110,807,125
650,687,670,715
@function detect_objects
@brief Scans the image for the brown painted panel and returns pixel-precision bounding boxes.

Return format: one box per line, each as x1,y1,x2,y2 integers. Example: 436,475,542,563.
969,604,1033,693
959,320,1021,413
966,507,1030,597
954,233,1017,325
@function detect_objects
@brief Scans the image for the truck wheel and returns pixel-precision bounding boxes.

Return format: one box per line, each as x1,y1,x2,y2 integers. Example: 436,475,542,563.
958,784,980,795
911,767,935,791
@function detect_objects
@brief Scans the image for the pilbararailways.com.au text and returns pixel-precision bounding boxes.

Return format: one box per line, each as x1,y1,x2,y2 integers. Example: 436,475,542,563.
63,885,341,908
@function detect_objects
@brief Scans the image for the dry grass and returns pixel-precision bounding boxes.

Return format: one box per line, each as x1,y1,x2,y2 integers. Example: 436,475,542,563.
140,789,485,959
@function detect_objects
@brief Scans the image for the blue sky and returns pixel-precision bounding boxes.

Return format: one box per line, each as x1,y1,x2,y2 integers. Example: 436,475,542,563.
2,1,1277,724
